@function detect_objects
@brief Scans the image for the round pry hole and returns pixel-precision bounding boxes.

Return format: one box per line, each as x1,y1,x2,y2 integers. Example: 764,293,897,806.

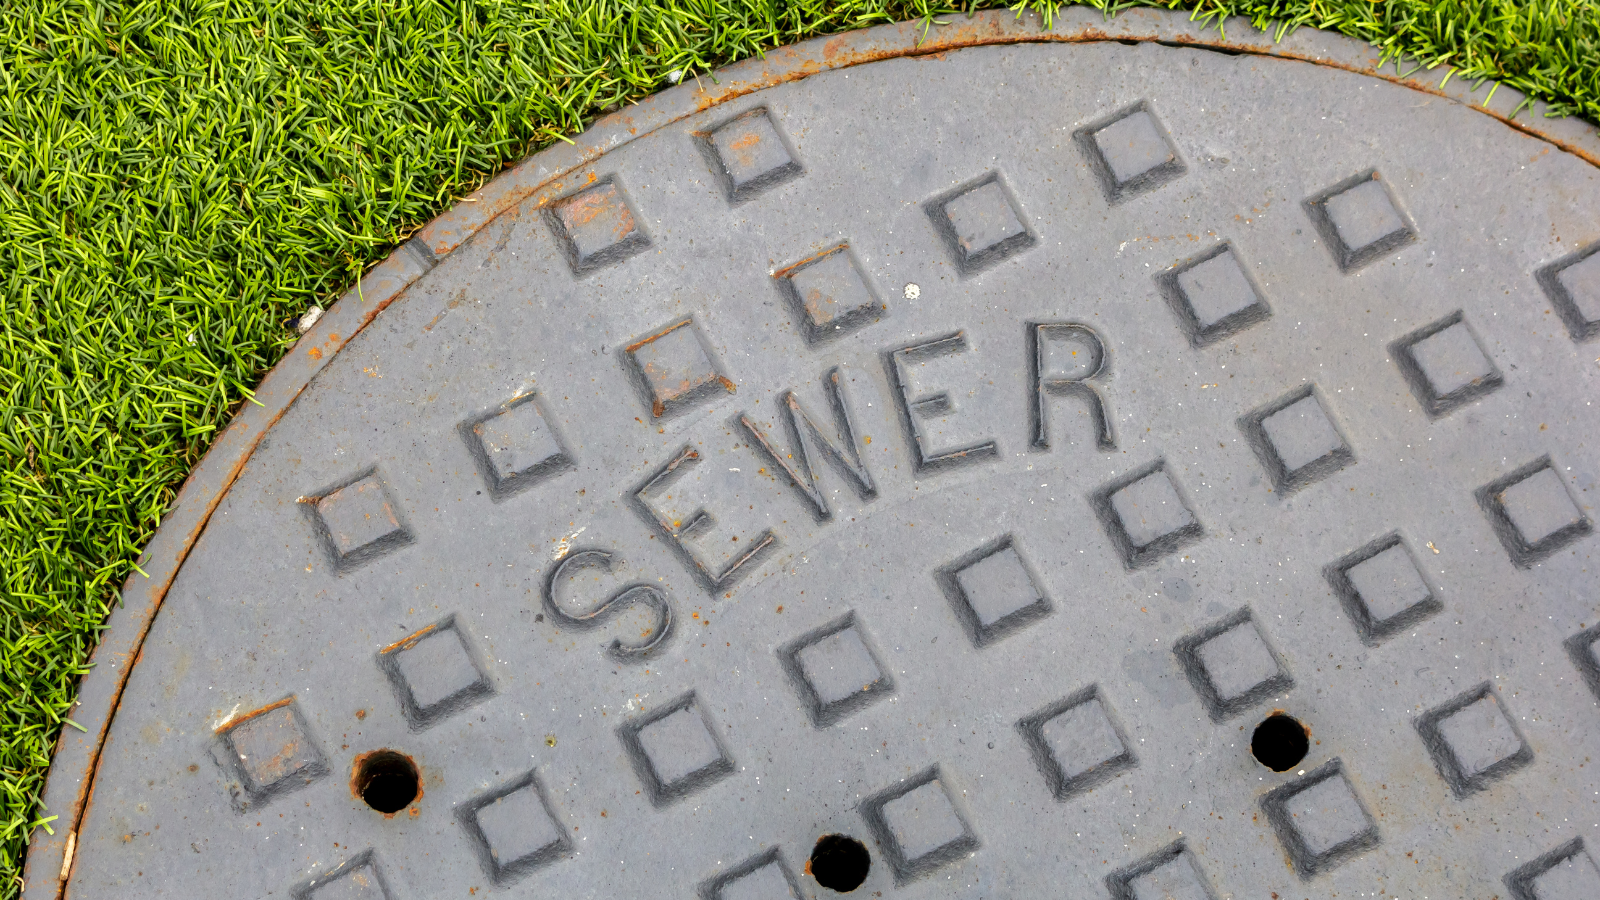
351,749,421,814
1251,714,1310,772
809,833,870,893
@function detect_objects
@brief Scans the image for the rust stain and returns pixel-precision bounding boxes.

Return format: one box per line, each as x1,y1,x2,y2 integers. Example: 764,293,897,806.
306,346,323,360
771,243,846,280
624,319,693,355
215,696,293,734
380,622,439,656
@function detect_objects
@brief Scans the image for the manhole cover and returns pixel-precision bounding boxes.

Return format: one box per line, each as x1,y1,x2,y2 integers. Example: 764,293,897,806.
31,13,1600,900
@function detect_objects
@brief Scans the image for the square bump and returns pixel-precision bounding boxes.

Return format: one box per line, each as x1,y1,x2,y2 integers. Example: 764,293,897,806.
636,703,724,784
1558,251,1600,322
1094,460,1203,569
1506,839,1600,900
1077,102,1186,203
1326,533,1441,645
1261,760,1379,879
625,319,735,419
1163,244,1270,345
293,851,391,900
464,393,572,499
1174,608,1292,720
701,850,803,900
619,691,735,806
1325,181,1406,253
220,698,328,803
1537,246,1600,341
939,536,1052,646
780,611,894,727
1416,683,1533,796
1107,842,1215,900
1241,385,1354,494
547,177,648,274
1563,625,1600,704
1477,457,1593,567
1111,470,1196,547
314,471,411,570
944,181,1026,257
925,173,1035,275
378,617,493,730
1501,467,1585,547
1305,171,1416,271
1346,543,1432,621
705,108,801,202
1392,311,1503,416
1093,109,1176,185
861,766,979,884
1261,395,1345,473
778,245,883,344
1019,687,1135,799
458,770,570,886
474,786,564,868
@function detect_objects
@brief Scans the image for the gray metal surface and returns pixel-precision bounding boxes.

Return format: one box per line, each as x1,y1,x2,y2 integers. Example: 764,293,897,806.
51,35,1600,900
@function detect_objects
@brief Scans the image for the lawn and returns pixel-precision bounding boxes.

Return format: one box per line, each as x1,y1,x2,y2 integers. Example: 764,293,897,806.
1,0,1596,894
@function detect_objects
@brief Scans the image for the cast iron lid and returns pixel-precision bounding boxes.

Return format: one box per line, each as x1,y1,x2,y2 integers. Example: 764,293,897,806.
43,21,1600,900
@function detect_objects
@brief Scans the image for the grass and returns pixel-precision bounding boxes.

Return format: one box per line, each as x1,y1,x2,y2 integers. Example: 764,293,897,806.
0,0,1595,894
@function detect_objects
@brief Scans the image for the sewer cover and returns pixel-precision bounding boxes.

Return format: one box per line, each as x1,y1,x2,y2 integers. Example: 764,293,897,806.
57,34,1600,900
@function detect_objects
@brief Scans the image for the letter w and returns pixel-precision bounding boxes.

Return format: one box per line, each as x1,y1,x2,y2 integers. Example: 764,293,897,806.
739,367,876,521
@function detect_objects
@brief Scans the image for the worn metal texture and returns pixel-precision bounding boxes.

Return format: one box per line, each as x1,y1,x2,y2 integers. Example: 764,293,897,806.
24,9,1600,900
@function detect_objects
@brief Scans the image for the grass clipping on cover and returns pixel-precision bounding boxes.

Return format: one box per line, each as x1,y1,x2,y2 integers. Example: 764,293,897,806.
1,0,1596,893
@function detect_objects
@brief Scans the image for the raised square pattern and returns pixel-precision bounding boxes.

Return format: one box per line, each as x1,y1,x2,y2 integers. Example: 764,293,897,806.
1505,838,1600,900
1476,456,1593,567
1324,532,1442,645
216,696,328,810
935,535,1052,647
924,173,1035,275
618,690,735,807
1536,243,1600,342
1240,384,1354,494
778,611,894,727
1174,607,1292,720
860,764,979,884
624,318,736,419
1392,311,1503,417
1416,682,1533,796
1106,841,1217,900
1157,242,1270,347
1018,686,1136,799
377,615,494,731
461,392,574,500
1261,759,1380,879
1076,101,1186,203
1092,459,1204,569
698,848,804,900
1564,625,1600,704
292,850,392,900
457,769,571,886
700,107,802,203
311,469,413,573
1304,170,1417,271
775,244,883,344
546,176,649,275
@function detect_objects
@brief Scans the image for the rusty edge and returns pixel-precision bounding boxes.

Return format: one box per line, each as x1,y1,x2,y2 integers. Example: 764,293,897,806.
213,695,294,735
24,7,1599,897
770,242,850,280
378,623,439,657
